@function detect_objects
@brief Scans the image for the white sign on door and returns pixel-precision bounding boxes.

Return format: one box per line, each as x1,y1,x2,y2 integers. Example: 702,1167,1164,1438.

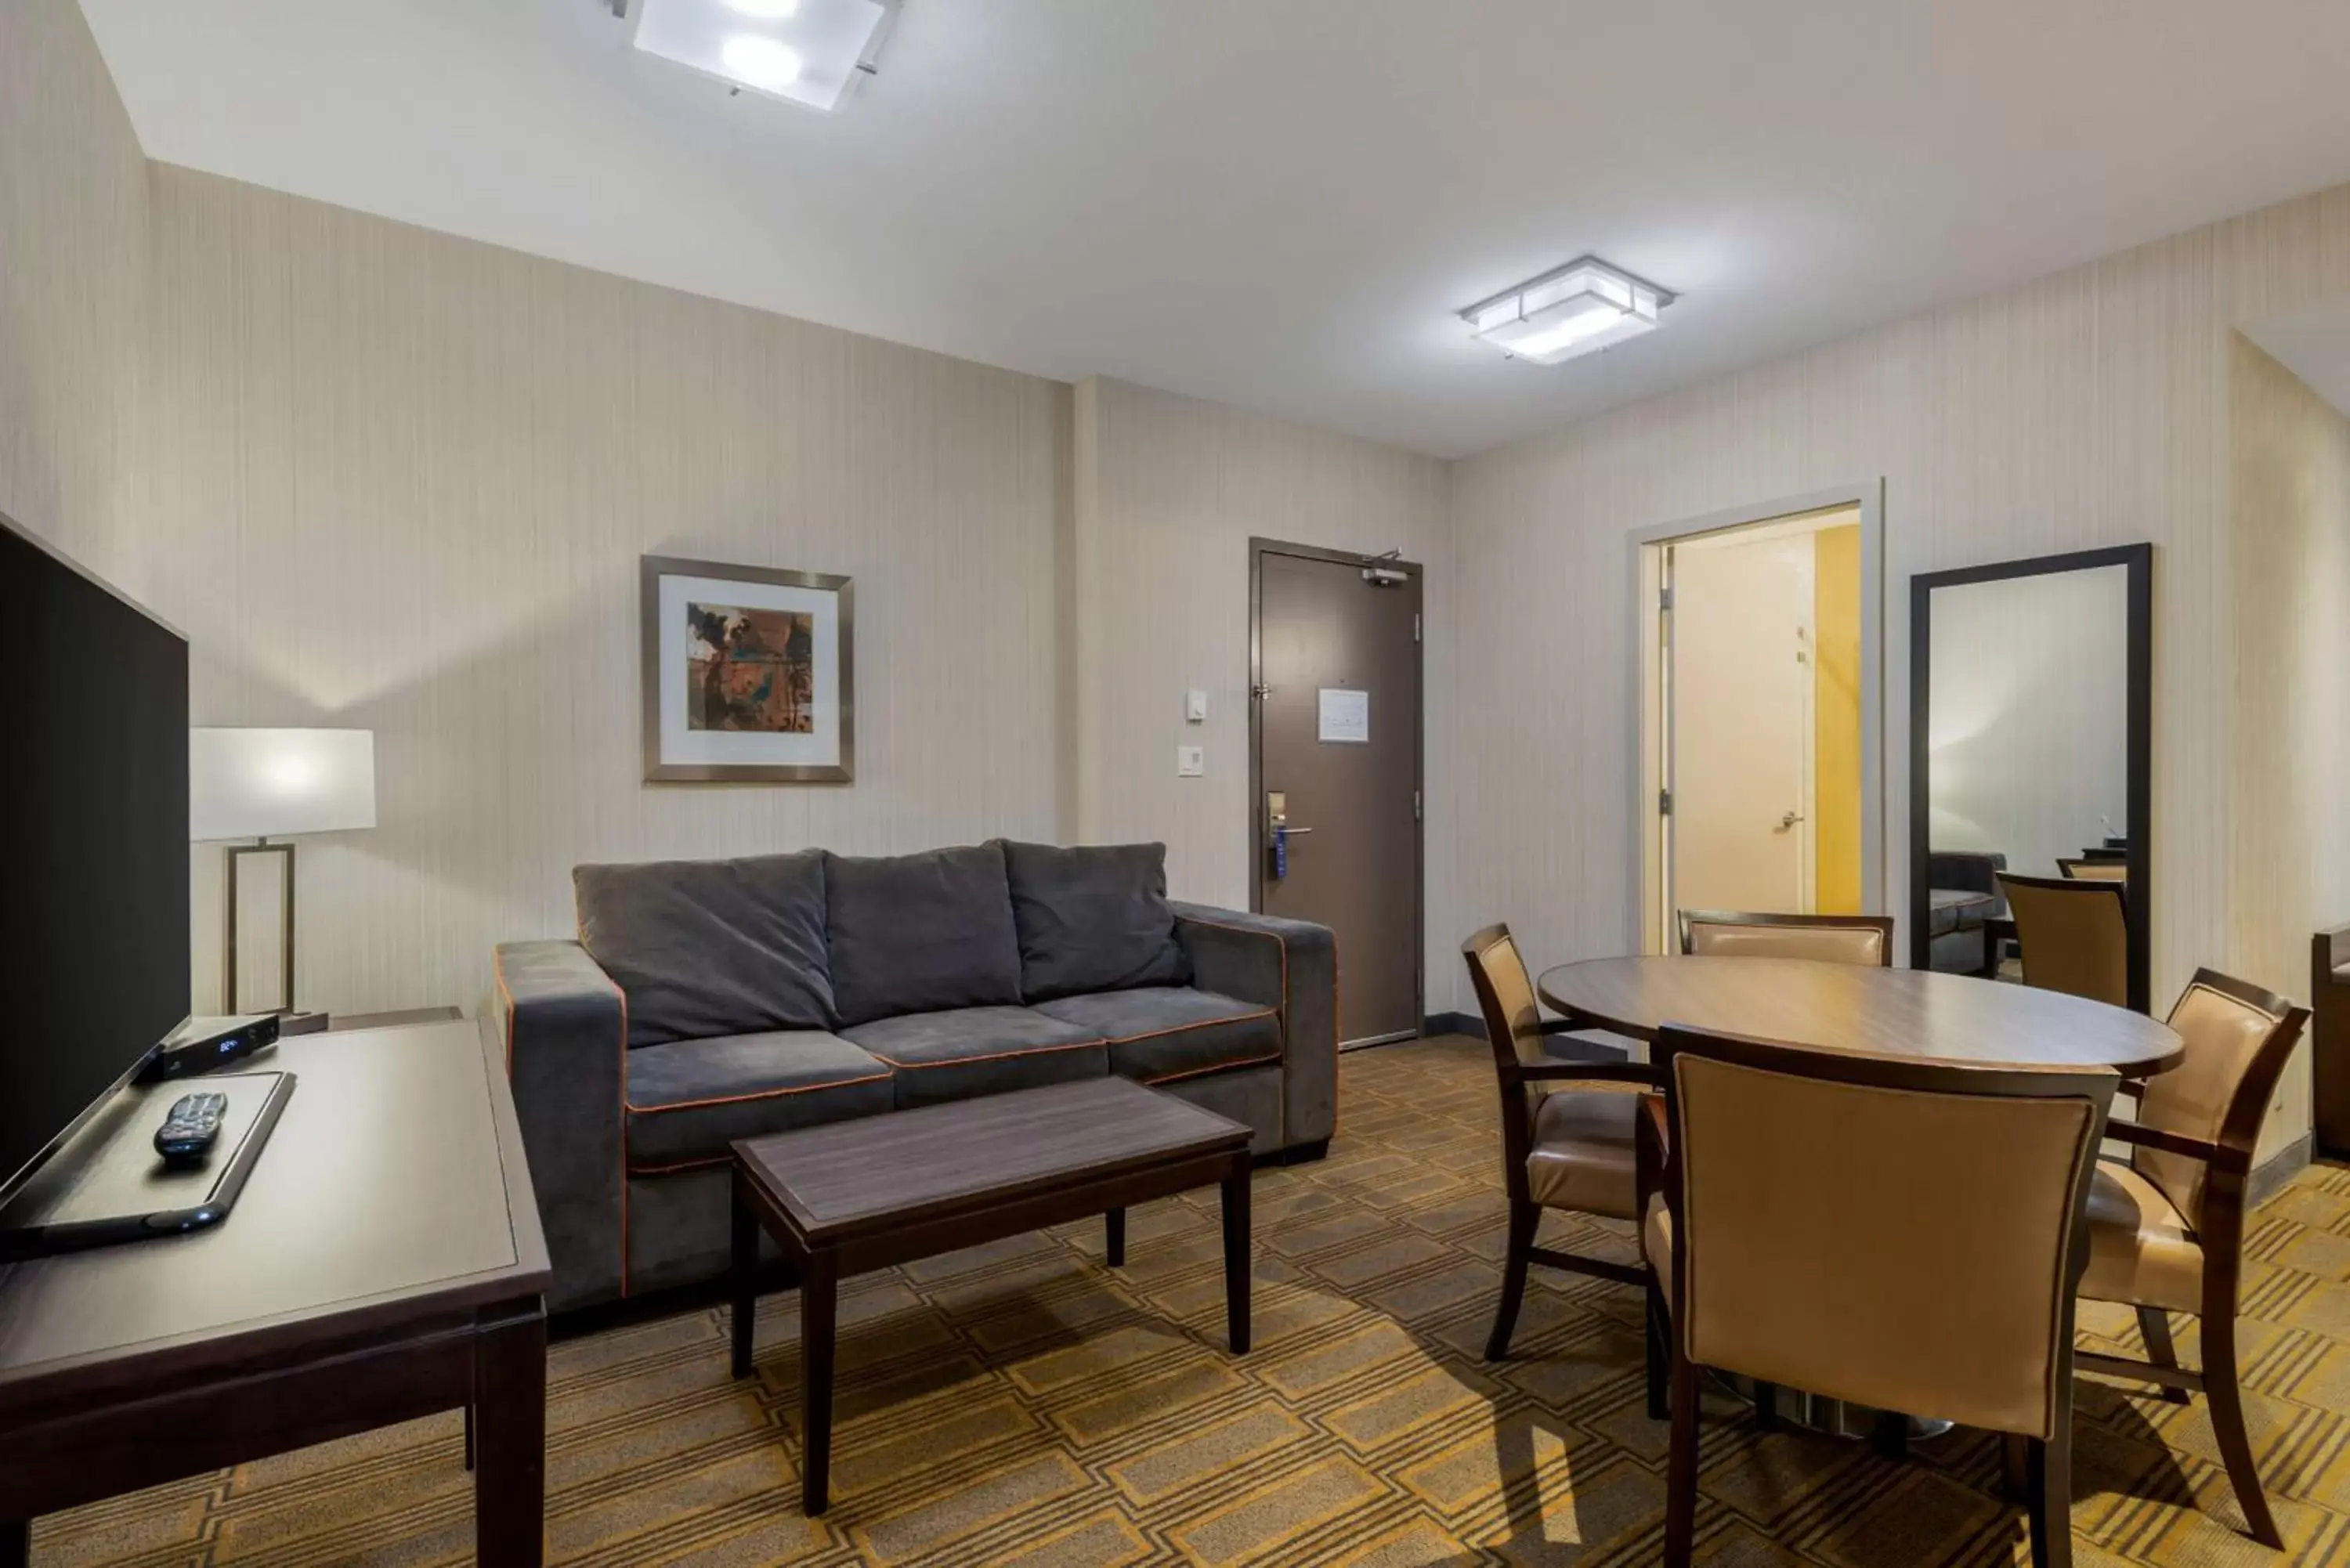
1318,688,1370,744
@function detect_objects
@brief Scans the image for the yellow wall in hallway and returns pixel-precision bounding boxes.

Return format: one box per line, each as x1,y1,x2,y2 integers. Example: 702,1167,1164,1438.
1812,523,1864,914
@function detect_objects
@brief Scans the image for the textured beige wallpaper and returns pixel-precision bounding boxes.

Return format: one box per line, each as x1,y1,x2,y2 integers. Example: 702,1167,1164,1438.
1072,377,1456,997
143,167,1073,1016
2228,334,2350,1154
1448,184,2350,1051
0,0,148,579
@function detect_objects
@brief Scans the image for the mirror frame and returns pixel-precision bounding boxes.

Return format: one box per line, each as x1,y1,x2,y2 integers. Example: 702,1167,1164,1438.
1907,542,2153,1010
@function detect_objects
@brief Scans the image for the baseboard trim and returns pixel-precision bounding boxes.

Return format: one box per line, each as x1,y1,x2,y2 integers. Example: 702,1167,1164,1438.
2251,1132,2315,1209
1423,1011,1482,1039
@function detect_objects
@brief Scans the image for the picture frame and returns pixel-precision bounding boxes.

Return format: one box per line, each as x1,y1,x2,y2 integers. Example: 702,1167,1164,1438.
640,555,855,783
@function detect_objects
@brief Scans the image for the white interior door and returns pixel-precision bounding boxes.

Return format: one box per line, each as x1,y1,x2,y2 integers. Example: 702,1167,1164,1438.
1667,532,1816,917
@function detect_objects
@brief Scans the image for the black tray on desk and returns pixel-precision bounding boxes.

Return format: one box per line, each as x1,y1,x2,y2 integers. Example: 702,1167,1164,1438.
0,1071,295,1261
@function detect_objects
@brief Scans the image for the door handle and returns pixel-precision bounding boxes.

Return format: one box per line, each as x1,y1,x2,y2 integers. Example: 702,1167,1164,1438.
1777,811,1804,831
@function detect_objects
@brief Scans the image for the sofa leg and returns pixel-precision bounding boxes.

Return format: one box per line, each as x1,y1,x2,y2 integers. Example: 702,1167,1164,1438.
1282,1138,1331,1166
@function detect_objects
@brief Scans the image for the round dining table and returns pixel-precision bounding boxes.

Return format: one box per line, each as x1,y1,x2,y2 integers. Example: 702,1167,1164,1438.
1535,952,2183,1443
1535,955,2182,1078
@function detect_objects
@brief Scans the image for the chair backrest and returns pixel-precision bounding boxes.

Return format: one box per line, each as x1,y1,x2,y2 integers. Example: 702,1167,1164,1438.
2135,969,2309,1227
1998,873,2127,1006
1656,1028,2114,1439
1677,910,1894,966
1461,922,1551,1071
2058,858,2130,884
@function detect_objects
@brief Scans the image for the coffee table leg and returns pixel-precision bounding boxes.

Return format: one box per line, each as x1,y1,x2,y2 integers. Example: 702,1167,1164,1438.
731,1172,759,1379
1221,1163,1251,1354
475,1308,547,1568
2,1518,29,1568
1104,1207,1126,1267
800,1250,838,1515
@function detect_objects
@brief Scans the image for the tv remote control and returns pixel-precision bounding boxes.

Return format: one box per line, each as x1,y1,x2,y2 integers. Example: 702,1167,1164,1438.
154,1092,230,1164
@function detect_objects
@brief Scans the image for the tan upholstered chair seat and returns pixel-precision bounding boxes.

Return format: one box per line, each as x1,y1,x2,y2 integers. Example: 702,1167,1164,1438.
2080,1161,2204,1313
1525,1089,1642,1220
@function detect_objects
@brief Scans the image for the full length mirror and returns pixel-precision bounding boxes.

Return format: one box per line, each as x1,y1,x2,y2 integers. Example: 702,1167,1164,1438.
1909,544,2152,1010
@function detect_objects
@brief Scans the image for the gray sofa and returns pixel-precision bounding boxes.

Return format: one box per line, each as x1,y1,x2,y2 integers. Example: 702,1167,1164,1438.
492,840,1336,1311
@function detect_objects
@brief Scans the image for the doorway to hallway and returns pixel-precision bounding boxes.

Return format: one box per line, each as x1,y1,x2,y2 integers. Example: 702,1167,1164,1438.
1634,490,1885,955
1249,540,1425,1047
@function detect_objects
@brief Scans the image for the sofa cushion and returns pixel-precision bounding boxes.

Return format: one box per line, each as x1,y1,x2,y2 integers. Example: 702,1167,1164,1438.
577,852,833,1047
841,1006,1107,1108
824,845,1025,1026
1032,988,1282,1084
1000,840,1191,1001
624,1030,891,1169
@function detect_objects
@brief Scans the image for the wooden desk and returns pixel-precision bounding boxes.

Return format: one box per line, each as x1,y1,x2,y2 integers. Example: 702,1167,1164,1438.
0,1020,550,1566
1538,956,2182,1077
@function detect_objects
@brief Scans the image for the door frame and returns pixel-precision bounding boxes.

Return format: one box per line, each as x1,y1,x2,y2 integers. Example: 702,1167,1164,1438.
1248,537,1426,1044
1629,482,1886,955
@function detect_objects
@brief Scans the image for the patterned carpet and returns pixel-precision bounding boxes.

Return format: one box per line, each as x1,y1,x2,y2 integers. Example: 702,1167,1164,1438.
34,1036,2350,1566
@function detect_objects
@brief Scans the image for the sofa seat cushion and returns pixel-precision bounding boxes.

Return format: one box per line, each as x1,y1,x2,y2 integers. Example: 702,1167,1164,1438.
1000,840,1191,1000
624,1031,892,1171
824,845,1025,1026
841,1006,1108,1108
1032,988,1281,1084
577,851,833,1046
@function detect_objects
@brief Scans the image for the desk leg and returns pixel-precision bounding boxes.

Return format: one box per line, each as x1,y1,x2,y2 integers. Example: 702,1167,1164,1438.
1221,1162,1251,1354
731,1173,760,1379
1104,1208,1126,1267
475,1309,547,1568
2,1518,27,1568
801,1251,838,1515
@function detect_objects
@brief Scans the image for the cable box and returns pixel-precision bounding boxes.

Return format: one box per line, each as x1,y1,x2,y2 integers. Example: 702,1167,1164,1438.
140,1013,281,1082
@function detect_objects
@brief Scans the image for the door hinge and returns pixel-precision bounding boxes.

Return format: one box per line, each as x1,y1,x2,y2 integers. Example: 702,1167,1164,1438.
1658,585,1674,612
1658,788,1673,817
1412,612,1422,642
1412,789,1423,822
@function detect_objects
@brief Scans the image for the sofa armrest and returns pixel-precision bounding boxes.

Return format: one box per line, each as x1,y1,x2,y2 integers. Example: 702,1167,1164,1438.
1170,902,1338,1151
493,940,627,1310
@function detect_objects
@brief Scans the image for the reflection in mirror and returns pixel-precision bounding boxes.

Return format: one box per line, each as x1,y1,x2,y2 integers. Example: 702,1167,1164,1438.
1928,565,2129,877
1909,545,2151,1010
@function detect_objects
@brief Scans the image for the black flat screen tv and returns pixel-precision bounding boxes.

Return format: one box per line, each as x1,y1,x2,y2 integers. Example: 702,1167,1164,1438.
0,512,190,1202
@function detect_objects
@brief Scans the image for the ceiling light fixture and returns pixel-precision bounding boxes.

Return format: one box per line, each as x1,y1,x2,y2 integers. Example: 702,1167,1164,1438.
720,34,802,86
1460,256,1674,366
630,0,897,112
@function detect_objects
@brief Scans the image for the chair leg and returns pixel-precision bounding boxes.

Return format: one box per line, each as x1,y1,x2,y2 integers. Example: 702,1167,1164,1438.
1870,1409,1909,1461
2135,1306,2192,1404
2026,1433,2073,1568
2001,1433,2030,1503
1752,1380,1780,1432
1663,1342,1702,1568
1645,1280,1668,1421
1484,1201,1538,1362
2200,1310,2283,1548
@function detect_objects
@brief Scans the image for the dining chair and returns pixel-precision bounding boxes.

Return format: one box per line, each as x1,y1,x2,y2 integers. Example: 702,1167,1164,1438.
1998,873,2128,1007
1461,923,1661,1361
1676,909,1895,966
1640,1027,2117,1568
2069,968,2309,1548
2058,858,2130,883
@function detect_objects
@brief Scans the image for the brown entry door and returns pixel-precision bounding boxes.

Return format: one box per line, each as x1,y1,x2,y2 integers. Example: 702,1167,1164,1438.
1253,543,1423,1046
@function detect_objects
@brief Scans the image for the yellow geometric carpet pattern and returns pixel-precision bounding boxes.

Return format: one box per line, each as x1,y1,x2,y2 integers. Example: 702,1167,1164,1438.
34,1036,2350,1565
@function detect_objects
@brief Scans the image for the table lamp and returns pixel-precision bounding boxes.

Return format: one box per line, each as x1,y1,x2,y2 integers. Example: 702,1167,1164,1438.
190,728,376,1018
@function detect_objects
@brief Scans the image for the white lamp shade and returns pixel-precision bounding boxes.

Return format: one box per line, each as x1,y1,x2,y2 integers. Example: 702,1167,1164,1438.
190,728,377,841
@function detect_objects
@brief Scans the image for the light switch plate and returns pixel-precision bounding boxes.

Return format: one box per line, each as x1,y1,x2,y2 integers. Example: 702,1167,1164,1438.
1184,688,1208,723
1177,745,1205,778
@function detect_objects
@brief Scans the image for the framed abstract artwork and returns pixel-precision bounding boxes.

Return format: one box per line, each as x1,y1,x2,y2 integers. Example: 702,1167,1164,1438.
640,555,855,782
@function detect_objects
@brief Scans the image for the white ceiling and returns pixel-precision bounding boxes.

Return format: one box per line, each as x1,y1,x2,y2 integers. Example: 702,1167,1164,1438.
2244,301,2350,421
79,0,2350,457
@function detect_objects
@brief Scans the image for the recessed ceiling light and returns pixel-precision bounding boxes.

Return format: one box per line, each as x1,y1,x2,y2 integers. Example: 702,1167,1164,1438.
1461,257,1674,366
721,34,802,86
631,0,897,112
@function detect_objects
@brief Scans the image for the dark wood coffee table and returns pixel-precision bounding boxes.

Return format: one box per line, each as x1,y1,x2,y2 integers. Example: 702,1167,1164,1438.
0,1020,551,1566
728,1076,1255,1514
